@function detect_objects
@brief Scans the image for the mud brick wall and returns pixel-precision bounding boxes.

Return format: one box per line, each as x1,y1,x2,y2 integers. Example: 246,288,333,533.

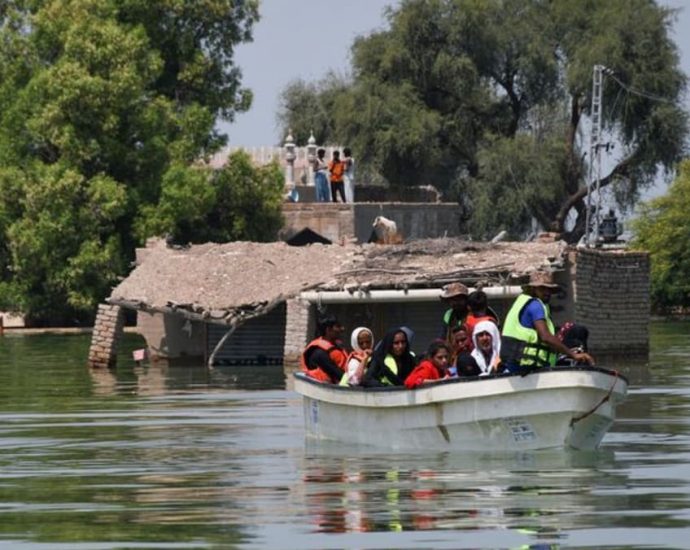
88,304,124,368
575,248,650,355
284,298,314,368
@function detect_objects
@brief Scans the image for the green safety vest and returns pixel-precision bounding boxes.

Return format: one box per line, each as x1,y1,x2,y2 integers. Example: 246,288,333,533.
501,294,557,368
381,354,399,386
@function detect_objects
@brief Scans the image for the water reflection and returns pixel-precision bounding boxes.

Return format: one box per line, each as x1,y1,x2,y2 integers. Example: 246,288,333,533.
300,447,619,539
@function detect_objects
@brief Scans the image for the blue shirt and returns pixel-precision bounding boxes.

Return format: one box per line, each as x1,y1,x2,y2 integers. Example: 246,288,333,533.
518,299,547,330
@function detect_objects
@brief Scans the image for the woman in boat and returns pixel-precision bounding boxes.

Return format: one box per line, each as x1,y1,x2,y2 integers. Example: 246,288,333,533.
341,327,374,386
404,341,452,389
361,327,417,387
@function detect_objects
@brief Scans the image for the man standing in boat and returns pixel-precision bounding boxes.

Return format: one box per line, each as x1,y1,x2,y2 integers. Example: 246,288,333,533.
300,314,348,383
501,271,594,373
439,282,470,343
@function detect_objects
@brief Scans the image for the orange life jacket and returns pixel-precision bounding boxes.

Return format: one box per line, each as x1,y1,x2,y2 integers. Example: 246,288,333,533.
328,160,345,182
465,314,498,336
300,337,348,383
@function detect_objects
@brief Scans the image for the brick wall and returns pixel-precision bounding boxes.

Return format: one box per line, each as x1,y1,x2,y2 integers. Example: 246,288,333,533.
281,203,461,244
575,248,650,355
284,298,314,368
88,304,124,368
281,203,356,244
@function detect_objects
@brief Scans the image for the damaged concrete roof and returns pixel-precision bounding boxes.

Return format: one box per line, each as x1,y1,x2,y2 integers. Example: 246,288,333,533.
108,237,567,325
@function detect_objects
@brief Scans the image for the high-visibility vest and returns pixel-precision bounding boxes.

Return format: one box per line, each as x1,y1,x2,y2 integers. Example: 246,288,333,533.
380,354,399,386
501,294,557,368
300,337,348,383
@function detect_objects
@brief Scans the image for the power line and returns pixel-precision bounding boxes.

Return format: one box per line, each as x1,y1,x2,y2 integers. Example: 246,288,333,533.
605,71,675,104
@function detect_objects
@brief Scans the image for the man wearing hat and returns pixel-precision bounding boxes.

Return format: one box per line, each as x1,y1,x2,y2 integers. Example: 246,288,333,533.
501,271,594,373
439,282,470,342
300,314,348,383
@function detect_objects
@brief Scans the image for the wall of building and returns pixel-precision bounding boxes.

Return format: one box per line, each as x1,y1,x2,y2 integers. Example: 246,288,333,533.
88,304,124,368
281,203,461,244
281,203,355,244
575,247,650,355
137,311,206,362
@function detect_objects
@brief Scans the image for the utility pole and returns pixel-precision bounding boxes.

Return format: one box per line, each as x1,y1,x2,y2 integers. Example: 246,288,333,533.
585,64,605,247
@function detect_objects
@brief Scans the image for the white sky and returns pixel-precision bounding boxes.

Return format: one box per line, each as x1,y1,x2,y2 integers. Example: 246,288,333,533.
221,0,397,147
223,0,690,201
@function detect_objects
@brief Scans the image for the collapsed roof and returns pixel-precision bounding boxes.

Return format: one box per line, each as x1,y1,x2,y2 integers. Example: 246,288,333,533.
108,237,567,326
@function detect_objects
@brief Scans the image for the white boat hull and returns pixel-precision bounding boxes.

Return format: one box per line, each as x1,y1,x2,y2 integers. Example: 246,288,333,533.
294,367,628,451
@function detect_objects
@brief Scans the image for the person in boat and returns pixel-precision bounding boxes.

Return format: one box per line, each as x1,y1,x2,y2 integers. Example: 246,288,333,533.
449,324,472,375
439,282,470,343
404,341,452,389
556,322,590,366
465,289,500,336
500,271,595,374
300,314,348,383
455,352,482,377
341,327,374,386
469,320,503,375
361,327,417,387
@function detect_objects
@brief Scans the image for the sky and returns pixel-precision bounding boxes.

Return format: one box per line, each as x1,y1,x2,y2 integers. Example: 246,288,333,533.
222,0,397,147
224,0,690,151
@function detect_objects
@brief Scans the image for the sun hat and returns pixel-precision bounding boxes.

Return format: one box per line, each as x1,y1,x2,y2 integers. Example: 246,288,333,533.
522,271,560,290
440,282,469,300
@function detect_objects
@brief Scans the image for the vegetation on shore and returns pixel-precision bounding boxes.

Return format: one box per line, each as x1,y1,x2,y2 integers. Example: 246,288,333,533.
0,1,283,325
632,160,690,312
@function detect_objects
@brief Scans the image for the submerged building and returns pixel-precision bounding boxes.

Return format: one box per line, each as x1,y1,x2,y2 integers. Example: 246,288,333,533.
88,234,649,369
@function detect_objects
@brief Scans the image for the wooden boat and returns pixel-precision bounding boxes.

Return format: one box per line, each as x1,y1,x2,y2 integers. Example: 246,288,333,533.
293,366,628,451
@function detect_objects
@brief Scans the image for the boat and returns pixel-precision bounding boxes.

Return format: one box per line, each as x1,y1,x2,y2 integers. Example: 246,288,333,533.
293,366,628,451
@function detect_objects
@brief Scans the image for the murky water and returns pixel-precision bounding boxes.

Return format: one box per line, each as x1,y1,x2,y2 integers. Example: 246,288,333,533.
0,323,689,549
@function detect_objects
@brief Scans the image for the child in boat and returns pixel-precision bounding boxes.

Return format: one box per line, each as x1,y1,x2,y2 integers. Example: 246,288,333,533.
404,341,452,389
341,327,374,386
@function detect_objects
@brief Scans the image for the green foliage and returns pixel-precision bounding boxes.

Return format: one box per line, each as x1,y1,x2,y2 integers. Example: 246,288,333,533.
632,160,690,310
277,75,350,146
464,132,569,239
136,151,284,245
279,0,687,239
0,162,126,323
0,0,260,324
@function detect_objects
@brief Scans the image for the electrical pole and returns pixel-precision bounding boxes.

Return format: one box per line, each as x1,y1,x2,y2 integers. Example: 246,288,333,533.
586,64,604,247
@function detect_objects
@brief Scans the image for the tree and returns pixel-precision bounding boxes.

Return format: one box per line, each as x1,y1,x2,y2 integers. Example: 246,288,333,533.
632,160,690,311
135,152,284,245
276,75,350,146
279,0,687,240
0,0,261,324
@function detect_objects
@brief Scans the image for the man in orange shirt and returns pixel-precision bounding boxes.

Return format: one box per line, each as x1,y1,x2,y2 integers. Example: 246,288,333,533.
328,150,347,203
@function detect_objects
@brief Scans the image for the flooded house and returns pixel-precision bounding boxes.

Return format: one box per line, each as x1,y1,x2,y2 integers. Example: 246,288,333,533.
89,235,649,369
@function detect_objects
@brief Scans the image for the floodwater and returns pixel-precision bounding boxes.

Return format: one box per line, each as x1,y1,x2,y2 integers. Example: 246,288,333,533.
0,322,689,550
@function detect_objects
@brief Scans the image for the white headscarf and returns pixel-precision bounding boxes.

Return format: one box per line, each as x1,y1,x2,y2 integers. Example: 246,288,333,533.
350,327,374,351
471,320,501,375
345,327,374,385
